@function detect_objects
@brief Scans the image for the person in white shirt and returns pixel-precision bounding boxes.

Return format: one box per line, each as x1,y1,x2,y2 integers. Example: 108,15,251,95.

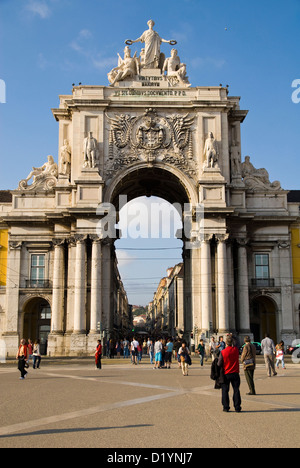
131,338,139,365
153,338,163,369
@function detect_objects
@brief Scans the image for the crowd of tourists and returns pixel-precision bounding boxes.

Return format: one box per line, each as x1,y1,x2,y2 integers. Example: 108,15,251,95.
17,332,289,413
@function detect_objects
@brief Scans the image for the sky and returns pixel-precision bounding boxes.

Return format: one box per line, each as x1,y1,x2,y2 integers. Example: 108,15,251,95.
0,0,300,305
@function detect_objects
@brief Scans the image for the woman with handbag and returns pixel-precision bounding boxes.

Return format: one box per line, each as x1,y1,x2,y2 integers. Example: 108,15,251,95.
179,342,190,376
241,336,256,395
16,339,29,380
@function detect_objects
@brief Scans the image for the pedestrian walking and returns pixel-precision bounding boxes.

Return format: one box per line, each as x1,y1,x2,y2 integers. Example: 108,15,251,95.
153,338,163,369
95,339,102,370
131,337,139,365
179,342,191,376
116,341,121,358
16,339,29,380
218,336,242,412
165,338,173,369
122,338,129,359
216,336,225,354
27,338,33,365
32,339,41,369
137,342,143,363
209,336,217,361
148,339,154,365
241,336,256,395
197,339,206,367
261,334,277,377
275,341,286,370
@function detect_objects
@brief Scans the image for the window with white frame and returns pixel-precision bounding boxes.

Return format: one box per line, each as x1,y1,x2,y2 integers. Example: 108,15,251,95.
255,254,270,279
30,254,45,285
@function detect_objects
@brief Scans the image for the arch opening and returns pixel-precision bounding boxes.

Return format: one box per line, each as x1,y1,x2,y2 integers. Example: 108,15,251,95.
105,166,196,339
250,295,278,343
23,298,51,355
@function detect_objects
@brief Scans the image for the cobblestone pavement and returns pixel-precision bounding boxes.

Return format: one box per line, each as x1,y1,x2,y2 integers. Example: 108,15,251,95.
0,359,299,448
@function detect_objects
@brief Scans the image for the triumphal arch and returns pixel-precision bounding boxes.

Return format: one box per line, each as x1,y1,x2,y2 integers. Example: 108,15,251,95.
1,20,297,356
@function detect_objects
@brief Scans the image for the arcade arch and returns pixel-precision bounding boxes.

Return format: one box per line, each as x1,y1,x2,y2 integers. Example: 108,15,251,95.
250,295,278,343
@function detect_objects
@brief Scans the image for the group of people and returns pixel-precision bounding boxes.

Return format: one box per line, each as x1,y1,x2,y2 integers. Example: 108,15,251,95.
18,332,288,414
95,336,192,375
210,333,286,413
16,338,42,380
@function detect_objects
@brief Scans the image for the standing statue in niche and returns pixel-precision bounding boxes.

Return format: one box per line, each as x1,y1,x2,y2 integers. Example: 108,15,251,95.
125,19,177,69
59,139,72,177
204,132,219,168
83,132,99,169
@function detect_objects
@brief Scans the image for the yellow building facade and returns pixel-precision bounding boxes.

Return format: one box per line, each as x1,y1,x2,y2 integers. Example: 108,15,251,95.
291,226,300,285
0,229,8,287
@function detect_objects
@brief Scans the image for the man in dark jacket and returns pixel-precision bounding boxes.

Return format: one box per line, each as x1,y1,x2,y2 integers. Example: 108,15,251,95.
218,336,242,412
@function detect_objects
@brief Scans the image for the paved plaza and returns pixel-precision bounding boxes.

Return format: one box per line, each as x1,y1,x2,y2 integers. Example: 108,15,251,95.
0,358,299,449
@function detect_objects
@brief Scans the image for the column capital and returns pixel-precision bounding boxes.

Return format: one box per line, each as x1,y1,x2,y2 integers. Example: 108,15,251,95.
74,234,88,245
201,234,214,244
9,241,22,250
236,237,249,247
52,238,65,247
89,234,103,244
215,233,230,243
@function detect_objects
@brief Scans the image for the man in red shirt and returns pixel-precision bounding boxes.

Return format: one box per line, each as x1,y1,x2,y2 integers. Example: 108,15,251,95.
218,335,242,412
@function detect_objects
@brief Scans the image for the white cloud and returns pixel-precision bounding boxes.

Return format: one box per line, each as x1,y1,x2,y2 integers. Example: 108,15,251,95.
116,250,136,267
25,0,51,19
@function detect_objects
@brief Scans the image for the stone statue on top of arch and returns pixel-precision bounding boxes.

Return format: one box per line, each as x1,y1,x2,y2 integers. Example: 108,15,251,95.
107,20,193,87
125,19,177,69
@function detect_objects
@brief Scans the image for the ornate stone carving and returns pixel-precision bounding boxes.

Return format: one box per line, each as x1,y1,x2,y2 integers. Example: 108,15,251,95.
59,140,71,178
108,47,139,86
125,19,176,69
203,132,219,169
83,132,99,169
105,109,196,178
241,156,282,191
18,155,58,192
163,49,190,87
107,20,190,88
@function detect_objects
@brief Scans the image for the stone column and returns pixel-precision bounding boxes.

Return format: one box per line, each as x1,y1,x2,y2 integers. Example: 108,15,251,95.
201,235,213,334
90,236,102,334
5,241,22,336
278,242,296,342
51,239,65,333
226,241,236,331
73,235,87,334
237,239,251,333
216,234,229,333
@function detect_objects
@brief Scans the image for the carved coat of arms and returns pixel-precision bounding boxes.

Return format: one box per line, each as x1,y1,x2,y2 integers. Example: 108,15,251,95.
106,108,196,178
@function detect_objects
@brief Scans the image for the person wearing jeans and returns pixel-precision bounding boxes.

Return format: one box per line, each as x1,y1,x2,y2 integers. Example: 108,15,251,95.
33,339,42,369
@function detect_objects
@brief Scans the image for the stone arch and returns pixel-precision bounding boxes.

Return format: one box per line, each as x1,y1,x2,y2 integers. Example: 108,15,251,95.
104,162,199,208
103,163,199,340
250,293,279,343
21,295,52,355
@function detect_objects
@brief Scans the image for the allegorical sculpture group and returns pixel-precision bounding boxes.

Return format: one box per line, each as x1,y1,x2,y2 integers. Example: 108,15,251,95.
17,20,282,193
107,19,190,87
